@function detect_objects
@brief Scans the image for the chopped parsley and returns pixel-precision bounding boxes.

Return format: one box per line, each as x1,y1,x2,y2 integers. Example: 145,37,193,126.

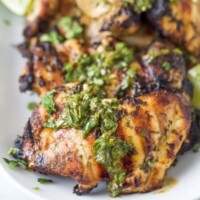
33,186,40,191
40,31,63,45
125,0,155,13
141,129,148,137
27,101,37,110
147,48,183,64
46,86,119,136
59,16,83,39
40,16,83,44
173,48,183,55
8,147,18,155
147,49,170,63
64,42,135,96
115,68,136,97
144,159,154,168
38,178,53,184
43,119,57,129
94,134,133,197
162,61,171,71
42,89,56,115
3,158,28,170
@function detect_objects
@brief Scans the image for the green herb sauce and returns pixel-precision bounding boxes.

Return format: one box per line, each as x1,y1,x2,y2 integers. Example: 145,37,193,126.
64,42,135,97
94,134,133,197
40,16,83,44
59,16,83,39
43,86,133,196
42,89,56,115
162,61,171,71
40,31,63,45
125,0,155,13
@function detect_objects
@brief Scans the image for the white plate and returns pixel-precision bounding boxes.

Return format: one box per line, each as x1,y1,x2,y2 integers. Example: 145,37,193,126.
0,4,200,200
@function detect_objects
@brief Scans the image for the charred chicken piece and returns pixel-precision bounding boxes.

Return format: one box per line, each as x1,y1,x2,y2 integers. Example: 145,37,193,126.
23,0,59,38
148,0,200,56
14,83,191,196
18,38,86,97
76,0,141,38
138,39,187,94
23,0,79,39
120,90,191,193
18,34,137,98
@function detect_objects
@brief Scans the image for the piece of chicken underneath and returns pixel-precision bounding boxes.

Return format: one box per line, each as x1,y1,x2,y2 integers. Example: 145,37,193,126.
148,0,200,56
14,83,191,195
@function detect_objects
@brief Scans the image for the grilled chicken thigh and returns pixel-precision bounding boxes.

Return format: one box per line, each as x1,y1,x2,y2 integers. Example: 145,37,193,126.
19,39,85,96
136,39,188,95
77,0,141,39
148,0,200,56
14,83,191,195
23,0,79,38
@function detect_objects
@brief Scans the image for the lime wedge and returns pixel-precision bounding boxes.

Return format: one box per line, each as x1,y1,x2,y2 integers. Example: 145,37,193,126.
1,0,34,16
188,64,200,109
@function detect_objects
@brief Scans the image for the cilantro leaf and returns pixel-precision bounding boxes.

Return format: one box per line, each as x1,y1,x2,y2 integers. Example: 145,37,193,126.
38,178,53,184
42,89,56,115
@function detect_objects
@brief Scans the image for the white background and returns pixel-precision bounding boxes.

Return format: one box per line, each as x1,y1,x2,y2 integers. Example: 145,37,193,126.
0,170,34,200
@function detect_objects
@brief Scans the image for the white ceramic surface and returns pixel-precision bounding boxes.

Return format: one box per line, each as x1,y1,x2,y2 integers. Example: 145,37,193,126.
0,3,200,200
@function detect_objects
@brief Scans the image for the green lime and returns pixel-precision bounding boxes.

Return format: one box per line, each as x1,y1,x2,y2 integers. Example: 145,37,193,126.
1,0,34,16
188,64,200,109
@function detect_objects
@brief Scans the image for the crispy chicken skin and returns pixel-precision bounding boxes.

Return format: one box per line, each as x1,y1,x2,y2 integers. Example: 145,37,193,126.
23,0,59,38
18,39,85,96
148,0,200,56
78,0,141,39
23,0,78,38
120,90,191,193
137,39,187,94
14,83,191,195
23,0,142,42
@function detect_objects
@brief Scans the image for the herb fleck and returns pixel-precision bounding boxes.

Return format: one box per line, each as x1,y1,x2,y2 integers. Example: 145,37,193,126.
144,160,154,168
27,102,37,110
38,178,53,184
42,89,56,115
59,16,83,40
125,0,155,13
162,61,171,71
3,158,28,170
33,186,40,191
64,42,135,96
40,31,63,45
147,49,170,63
141,129,148,137
94,134,133,197
8,147,18,155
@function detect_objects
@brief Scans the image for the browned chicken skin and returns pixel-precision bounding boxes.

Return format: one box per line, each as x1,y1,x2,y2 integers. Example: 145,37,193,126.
136,39,188,95
148,0,200,56
14,83,191,195
18,39,85,96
